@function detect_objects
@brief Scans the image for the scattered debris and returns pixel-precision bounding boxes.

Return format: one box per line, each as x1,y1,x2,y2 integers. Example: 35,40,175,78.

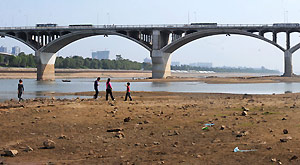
204,123,214,127
233,147,256,152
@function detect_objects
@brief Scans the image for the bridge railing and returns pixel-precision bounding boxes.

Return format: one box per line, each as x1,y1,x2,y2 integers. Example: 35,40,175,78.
0,24,293,30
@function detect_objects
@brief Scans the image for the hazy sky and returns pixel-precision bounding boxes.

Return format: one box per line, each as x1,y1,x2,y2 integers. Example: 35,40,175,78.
1,0,300,73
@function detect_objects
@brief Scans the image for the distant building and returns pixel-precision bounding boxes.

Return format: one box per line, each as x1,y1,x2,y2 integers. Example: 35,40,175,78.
11,46,21,55
144,57,151,64
189,62,212,68
171,61,180,66
0,46,7,53
92,50,110,60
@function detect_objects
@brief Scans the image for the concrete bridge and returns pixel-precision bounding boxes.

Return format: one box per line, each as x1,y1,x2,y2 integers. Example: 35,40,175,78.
0,23,299,80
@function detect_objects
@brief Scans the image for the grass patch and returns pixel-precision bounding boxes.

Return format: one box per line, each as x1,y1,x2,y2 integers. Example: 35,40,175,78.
240,122,254,127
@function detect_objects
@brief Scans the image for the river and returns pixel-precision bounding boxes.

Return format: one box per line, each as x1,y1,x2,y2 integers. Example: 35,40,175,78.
0,78,299,101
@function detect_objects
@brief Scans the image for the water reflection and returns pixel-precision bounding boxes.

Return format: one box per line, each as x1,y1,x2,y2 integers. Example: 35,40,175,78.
151,82,171,87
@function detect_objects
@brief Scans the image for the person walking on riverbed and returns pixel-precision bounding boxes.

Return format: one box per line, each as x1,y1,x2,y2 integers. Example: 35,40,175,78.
106,78,115,101
124,82,132,101
18,79,24,102
94,77,101,99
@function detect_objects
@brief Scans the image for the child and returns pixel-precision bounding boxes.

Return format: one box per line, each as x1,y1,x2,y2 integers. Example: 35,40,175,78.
106,78,115,101
18,79,24,101
124,82,132,101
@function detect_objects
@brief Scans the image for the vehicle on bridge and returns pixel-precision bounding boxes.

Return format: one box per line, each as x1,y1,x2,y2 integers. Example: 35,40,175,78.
190,23,217,26
273,23,300,27
69,24,93,27
36,23,57,28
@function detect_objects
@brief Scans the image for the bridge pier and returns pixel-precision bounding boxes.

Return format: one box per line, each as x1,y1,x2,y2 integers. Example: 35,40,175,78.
36,51,56,81
283,50,293,77
151,50,171,78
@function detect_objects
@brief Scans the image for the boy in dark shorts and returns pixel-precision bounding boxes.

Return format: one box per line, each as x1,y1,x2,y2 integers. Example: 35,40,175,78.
18,79,24,101
124,82,132,101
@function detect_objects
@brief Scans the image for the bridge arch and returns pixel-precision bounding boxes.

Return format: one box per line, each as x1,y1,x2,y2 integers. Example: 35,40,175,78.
39,30,152,53
0,32,37,51
161,29,285,54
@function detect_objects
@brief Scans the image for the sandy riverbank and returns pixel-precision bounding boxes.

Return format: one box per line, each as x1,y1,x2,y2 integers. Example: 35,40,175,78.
1,91,300,164
2,67,300,84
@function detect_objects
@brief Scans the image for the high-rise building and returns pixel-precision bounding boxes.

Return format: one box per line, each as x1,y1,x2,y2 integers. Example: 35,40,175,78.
11,46,21,55
0,46,7,53
171,61,180,66
92,51,110,60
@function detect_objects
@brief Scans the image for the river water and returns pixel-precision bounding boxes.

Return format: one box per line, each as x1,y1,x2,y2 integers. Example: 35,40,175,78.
0,78,300,101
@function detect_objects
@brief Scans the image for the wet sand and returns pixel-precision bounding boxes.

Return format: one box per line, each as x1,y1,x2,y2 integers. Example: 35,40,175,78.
1,91,300,164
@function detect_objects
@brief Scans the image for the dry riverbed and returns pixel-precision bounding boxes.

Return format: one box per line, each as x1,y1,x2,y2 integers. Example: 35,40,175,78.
1,91,300,164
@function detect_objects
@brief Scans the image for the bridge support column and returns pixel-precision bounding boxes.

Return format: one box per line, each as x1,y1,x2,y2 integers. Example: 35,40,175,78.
151,50,171,78
283,50,293,77
36,51,56,81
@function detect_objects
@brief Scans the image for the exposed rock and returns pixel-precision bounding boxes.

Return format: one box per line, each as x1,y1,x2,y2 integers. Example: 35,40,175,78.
282,118,287,120
271,158,277,162
58,134,67,139
220,125,225,130
266,147,272,150
280,138,288,143
115,131,125,139
43,139,56,149
168,130,179,136
4,149,18,157
236,130,249,137
290,155,298,161
153,141,160,145
211,138,221,143
124,117,131,122
24,146,33,152
283,129,288,134
242,106,250,111
241,111,248,116
107,128,123,132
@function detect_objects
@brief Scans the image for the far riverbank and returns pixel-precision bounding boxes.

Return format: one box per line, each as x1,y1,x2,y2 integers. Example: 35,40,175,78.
0,67,299,84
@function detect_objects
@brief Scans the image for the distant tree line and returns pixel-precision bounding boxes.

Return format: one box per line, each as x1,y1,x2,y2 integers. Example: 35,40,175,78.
55,56,152,70
171,65,280,73
0,52,36,68
0,53,152,70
